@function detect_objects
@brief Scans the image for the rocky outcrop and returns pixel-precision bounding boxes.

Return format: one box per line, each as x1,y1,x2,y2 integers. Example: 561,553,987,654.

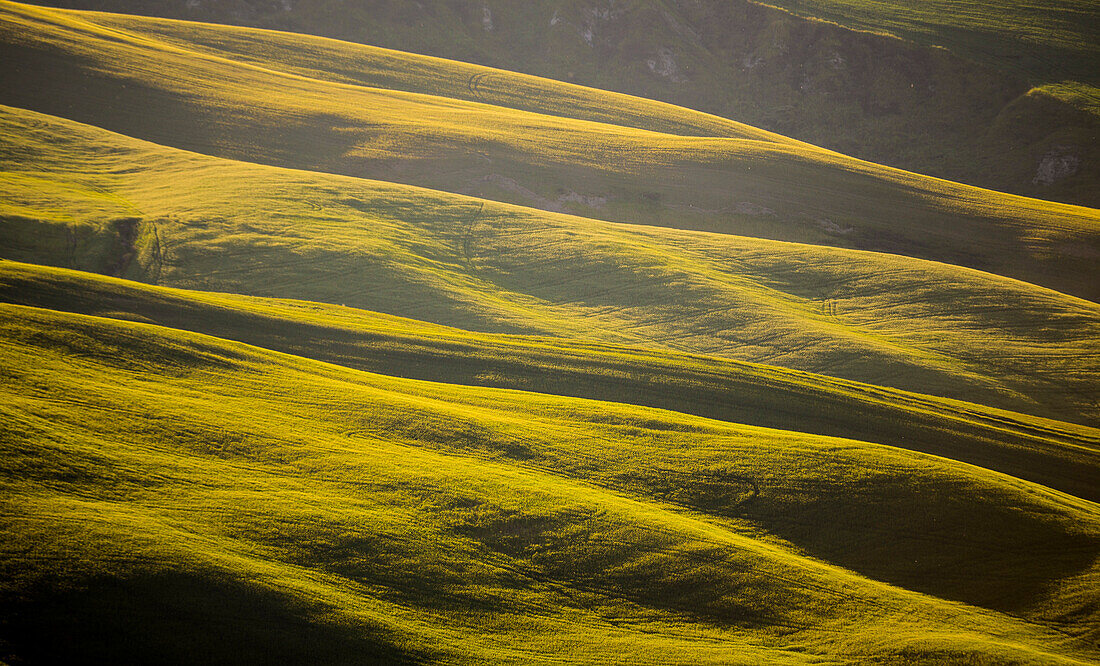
1033,146,1080,186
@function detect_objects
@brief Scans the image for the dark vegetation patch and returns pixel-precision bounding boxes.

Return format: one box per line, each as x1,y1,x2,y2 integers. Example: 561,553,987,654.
0,215,150,279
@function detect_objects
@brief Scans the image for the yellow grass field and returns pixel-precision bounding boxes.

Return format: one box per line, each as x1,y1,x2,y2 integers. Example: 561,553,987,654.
1,1,1097,663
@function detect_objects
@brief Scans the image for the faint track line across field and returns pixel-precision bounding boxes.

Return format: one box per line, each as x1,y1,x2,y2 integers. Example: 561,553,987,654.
466,72,493,102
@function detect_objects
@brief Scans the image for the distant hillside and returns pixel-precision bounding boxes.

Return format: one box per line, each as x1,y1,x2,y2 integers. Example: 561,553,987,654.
763,0,1099,87
21,0,1100,206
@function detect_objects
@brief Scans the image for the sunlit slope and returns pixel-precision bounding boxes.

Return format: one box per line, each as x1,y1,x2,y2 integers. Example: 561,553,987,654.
21,0,1099,207
66,7,792,143
2,303,1098,664
3,104,1099,426
2,2,1098,301
5,260,1098,505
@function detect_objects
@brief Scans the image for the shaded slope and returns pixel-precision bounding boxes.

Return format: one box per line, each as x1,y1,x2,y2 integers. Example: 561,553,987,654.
760,0,1099,86
2,105,1098,427
2,302,1099,664
3,259,1098,505
2,2,1098,302
20,0,1099,205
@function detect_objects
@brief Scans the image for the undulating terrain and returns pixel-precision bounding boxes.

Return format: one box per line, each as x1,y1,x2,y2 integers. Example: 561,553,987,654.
20,0,1100,206
1,1,1098,664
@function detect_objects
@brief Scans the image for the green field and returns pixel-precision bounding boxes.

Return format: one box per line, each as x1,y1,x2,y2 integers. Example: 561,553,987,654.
4,300,1099,664
5,260,1097,503
3,104,1098,425
18,0,1099,206
1,3,1097,299
1,1,1098,663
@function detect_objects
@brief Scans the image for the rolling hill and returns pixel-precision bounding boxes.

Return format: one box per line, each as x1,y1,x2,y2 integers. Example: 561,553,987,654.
4,259,1098,504
1,1,1098,664
3,104,1099,426
1,1,1097,304
761,0,1099,87
3,301,1099,664
19,0,1099,206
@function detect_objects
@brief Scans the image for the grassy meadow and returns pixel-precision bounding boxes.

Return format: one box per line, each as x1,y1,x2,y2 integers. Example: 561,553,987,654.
2,1,1099,302
0,1,1098,663
3,303,1099,664
2,105,1098,425
19,0,1099,206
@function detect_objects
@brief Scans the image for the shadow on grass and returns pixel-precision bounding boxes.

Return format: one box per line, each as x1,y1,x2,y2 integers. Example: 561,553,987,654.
0,571,430,665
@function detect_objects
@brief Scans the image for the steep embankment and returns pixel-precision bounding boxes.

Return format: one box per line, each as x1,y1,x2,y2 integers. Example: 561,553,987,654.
3,105,1099,427
1,2,1098,305
2,302,1098,664
19,0,1099,205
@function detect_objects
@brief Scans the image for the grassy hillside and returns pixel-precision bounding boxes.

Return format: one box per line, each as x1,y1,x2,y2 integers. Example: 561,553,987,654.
4,259,1097,504
2,3,1098,663
3,302,1099,664
3,105,1099,427
756,0,1100,189
1,4,1098,304
20,0,1099,206
762,0,1098,87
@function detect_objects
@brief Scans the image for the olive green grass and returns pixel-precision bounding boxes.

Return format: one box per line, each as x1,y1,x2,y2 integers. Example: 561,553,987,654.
2,303,1098,664
2,2,1098,300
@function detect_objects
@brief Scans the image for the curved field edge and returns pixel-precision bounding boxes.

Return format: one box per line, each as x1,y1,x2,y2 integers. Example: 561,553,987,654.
1,302,1098,664
2,259,1097,506
1,2,1098,303
2,104,1098,427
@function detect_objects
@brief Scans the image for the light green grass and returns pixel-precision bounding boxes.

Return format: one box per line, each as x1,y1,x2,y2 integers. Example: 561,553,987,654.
2,1,1098,301
2,302,1098,664
2,104,1098,427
